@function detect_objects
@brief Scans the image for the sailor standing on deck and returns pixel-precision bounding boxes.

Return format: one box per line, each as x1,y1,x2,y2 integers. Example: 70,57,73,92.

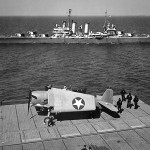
126,92,132,108
133,95,139,109
120,88,126,101
117,98,122,113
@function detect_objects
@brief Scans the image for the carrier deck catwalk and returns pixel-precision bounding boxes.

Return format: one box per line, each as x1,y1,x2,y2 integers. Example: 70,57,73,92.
1,95,150,150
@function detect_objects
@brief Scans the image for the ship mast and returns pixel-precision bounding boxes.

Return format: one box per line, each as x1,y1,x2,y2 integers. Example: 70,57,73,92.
68,9,72,30
103,10,107,31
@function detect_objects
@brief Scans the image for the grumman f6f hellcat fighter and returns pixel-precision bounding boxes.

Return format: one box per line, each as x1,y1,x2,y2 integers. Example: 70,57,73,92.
26,86,118,126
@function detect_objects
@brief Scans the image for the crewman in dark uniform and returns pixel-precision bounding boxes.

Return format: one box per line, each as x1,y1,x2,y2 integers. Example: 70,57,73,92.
126,92,132,108
117,98,122,113
120,88,126,101
133,95,139,109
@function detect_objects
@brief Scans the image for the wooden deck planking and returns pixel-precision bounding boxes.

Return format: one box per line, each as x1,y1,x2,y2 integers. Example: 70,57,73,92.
135,128,150,144
123,118,146,128
3,144,22,150
139,115,150,126
2,131,21,146
119,130,150,150
119,109,136,120
125,107,148,118
91,121,115,133
20,129,41,143
57,125,80,138
75,123,97,135
82,134,110,150
139,103,150,115
23,142,44,150
38,127,51,140
110,119,130,131
43,139,67,150
47,126,61,139
16,104,36,130
30,107,46,128
87,117,105,123
71,119,88,125
101,132,133,150
63,136,85,150
2,105,19,133
101,112,115,121
55,120,72,126
1,96,150,149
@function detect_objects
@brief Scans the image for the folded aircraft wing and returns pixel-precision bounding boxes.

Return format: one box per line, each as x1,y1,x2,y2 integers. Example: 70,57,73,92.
48,88,96,112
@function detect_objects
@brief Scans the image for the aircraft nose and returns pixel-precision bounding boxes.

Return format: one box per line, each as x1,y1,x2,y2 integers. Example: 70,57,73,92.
30,95,38,106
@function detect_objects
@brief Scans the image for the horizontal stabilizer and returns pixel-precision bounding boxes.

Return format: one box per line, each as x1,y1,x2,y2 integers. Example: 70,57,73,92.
98,101,118,112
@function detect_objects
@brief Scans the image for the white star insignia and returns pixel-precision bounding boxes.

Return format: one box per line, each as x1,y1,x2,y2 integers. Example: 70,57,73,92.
72,98,85,110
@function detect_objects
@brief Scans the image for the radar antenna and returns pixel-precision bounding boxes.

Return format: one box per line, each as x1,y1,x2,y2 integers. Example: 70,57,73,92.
103,10,107,31
68,9,72,30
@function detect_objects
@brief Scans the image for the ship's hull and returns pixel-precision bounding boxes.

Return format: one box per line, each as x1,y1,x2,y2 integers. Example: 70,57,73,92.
0,37,150,44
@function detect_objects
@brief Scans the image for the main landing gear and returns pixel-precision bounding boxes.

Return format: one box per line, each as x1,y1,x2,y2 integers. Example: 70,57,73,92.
44,107,55,126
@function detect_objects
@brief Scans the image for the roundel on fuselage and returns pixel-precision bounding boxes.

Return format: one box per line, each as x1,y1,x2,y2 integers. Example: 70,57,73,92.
72,97,85,110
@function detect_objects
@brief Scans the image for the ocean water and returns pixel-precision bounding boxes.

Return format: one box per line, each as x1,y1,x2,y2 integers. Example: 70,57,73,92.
0,16,150,105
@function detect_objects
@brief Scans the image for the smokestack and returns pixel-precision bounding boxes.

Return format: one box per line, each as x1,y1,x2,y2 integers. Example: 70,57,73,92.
72,22,76,34
84,23,89,34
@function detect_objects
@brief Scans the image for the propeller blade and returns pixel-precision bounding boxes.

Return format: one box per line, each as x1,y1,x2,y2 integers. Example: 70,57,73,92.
27,90,32,114
31,95,37,99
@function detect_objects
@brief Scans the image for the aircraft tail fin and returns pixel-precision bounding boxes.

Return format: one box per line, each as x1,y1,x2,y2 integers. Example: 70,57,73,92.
100,88,113,104
97,88,118,112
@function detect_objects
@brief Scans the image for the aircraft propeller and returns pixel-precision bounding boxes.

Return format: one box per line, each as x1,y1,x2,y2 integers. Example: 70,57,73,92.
26,89,37,114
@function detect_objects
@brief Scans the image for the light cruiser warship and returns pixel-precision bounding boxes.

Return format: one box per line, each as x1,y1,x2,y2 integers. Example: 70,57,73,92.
0,9,150,44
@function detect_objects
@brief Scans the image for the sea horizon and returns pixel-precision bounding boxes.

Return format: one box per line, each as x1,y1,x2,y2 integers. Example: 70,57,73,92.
0,16,150,105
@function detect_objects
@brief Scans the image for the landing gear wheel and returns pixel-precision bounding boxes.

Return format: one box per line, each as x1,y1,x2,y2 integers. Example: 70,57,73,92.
44,117,51,126
44,116,55,126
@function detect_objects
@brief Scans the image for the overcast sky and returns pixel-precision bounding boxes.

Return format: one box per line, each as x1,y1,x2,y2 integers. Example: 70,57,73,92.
0,0,150,16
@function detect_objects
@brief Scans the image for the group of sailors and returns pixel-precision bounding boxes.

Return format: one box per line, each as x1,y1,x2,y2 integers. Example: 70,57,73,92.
117,88,139,113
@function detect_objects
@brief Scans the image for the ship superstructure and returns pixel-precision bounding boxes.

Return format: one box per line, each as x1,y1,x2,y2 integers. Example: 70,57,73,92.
51,9,74,38
51,9,91,38
50,9,124,39
0,9,150,44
